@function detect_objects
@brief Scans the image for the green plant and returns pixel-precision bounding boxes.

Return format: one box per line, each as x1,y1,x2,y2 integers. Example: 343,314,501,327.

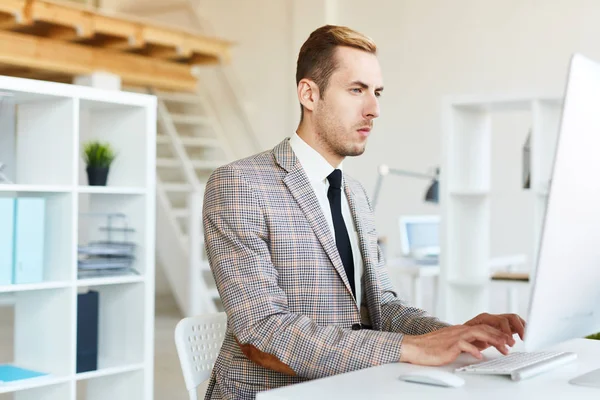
83,141,116,168
587,332,600,340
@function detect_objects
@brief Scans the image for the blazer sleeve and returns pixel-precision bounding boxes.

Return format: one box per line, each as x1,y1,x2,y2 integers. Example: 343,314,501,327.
358,183,452,335
203,164,406,380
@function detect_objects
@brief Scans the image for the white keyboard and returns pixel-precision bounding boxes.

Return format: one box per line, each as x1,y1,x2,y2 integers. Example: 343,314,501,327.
455,351,578,381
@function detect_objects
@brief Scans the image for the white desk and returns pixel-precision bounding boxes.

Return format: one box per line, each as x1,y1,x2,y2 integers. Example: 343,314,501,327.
386,258,440,312
256,339,600,399
387,255,529,315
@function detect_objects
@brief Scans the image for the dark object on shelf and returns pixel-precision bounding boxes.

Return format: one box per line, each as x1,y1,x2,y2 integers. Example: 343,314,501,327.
86,166,109,186
77,290,99,373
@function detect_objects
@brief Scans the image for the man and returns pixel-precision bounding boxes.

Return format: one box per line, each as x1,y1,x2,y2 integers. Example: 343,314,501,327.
202,25,525,400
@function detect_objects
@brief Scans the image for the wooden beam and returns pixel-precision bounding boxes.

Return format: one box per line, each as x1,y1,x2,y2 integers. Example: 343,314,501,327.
0,0,29,16
189,53,220,65
145,44,185,60
0,14,20,30
0,0,233,66
100,36,145,51
45,24,83,41
117,1,190,17
30,1,94,37
0,29,198,92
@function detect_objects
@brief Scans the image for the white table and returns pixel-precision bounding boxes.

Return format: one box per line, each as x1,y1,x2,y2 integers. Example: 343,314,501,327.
386,257,440,312
387,255,529,315
257,338,600,399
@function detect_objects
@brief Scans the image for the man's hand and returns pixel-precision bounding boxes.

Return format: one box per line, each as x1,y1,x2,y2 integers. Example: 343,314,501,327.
400,325,515,366
464,313,526,340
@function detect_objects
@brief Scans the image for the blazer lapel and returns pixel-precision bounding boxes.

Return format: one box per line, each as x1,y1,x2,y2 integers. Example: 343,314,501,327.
345,182,383,330
274,139,356,300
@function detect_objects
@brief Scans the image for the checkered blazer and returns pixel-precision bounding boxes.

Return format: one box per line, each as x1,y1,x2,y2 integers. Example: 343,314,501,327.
202,138,450,399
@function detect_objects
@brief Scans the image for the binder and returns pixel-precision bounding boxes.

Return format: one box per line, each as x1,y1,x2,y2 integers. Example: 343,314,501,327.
0,198,14,285
13,198,45,284
0,364,47,383
77,290,99,373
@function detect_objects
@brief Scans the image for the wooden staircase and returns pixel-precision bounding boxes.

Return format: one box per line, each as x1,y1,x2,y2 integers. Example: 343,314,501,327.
153,89,235,316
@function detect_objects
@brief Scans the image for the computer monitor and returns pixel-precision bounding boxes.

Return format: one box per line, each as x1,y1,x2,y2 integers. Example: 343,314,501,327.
523,54,600,384
398,215,440,263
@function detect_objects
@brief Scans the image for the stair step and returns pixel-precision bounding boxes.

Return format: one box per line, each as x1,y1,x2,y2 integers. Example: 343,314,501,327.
161,183,193,192
157,92,203,104
180,137,221,147
172,208,189,219
191,160,225,170
157,135,221,148
157,158,180,168
170,114,211,126
156,135,170,144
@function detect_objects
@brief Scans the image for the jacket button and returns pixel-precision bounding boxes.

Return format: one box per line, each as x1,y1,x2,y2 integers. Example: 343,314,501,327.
351,323,362,331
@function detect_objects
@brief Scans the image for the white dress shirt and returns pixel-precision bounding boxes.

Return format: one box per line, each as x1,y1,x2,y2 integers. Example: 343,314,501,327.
289,133,364,308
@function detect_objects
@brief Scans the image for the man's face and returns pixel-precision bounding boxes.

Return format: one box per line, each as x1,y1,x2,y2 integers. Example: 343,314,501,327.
313,46,383,160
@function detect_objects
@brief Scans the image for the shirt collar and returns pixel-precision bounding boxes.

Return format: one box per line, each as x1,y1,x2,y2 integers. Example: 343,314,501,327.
289,132,344,184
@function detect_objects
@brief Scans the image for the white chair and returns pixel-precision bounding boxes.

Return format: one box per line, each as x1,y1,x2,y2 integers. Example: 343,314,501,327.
174,312,227,400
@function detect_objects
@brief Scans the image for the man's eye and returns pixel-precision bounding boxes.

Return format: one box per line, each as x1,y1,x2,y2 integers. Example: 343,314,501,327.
375,92,382,98
351,88,362,93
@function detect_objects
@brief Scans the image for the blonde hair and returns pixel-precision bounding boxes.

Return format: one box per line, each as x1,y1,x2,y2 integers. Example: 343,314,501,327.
296,25,377,118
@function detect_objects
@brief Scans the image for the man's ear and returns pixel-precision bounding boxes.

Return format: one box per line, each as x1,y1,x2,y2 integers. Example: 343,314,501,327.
297,78,320,113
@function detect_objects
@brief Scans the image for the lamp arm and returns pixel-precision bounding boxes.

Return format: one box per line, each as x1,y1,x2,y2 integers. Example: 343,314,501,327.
371,165,439,210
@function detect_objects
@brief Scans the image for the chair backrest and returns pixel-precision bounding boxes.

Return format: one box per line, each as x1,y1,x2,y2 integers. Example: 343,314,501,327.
174,312,227,394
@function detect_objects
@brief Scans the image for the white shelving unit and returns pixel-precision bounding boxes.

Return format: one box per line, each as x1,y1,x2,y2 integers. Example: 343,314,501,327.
440,94,562,324
0,76,156,399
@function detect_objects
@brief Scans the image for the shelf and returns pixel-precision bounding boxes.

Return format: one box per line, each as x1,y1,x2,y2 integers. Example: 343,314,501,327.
0,281,72,293
78,186,147,195
0,374,71,394
0,184,72,194
77,275,145,287
75,363,145,381
0,75,155,399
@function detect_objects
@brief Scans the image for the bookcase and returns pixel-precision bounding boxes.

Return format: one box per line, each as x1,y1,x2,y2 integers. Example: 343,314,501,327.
0,76,156,399
440,94,562,324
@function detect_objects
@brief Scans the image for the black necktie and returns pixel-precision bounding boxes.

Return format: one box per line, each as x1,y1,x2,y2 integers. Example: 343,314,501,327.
326,169,356,298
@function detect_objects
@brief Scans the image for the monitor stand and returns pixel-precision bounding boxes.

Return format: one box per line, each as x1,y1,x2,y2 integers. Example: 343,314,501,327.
569,368,600,388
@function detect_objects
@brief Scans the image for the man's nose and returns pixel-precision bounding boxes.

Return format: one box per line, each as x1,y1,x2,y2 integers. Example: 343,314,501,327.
364,93,380,119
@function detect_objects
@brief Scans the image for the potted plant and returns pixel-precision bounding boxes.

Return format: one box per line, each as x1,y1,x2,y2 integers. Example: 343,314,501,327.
587,332,600,340
83,141,116,186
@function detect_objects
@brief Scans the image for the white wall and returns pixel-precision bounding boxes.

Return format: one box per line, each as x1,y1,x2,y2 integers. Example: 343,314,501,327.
185,0,600,271
103,0,600,271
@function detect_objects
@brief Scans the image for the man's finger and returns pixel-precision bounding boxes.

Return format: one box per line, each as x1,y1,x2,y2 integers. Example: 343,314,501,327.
458,340,483,360
477,324,515,346
464,327,510,355
498,317,513,337
505,314,526,340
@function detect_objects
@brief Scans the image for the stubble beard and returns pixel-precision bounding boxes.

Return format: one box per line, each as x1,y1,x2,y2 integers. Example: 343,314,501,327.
314,108,367,160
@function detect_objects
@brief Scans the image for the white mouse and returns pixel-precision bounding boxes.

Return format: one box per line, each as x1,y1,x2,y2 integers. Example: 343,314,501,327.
399,369,465,388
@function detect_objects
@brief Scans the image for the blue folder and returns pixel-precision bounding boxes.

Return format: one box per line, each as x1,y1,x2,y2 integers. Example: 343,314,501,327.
13,198,45,284
0,364,47,383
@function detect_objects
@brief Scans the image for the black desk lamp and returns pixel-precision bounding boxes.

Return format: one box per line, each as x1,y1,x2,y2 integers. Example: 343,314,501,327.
371,165,439,210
